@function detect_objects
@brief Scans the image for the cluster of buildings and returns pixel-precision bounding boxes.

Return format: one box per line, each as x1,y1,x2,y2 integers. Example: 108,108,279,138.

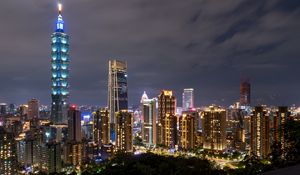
138,82,297,161
0,1,300,175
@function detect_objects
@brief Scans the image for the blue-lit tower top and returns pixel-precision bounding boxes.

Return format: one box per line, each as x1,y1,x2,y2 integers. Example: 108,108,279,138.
56,2,64,31
51,0,70,124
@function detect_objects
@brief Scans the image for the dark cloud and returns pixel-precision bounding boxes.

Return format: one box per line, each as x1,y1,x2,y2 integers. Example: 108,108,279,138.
0,0,299,107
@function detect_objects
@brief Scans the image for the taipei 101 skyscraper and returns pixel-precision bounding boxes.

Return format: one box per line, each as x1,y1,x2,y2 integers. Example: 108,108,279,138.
51,1,70,124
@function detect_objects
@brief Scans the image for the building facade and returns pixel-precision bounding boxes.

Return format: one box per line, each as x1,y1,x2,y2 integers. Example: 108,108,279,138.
141,92,157,146
202,106,227,151
274,106,290,149
63,142,82,167
68,106,82,142
47,142,62,173
115,111,133,152
240,79,251,106
0,103,7,116
107,60,128,142
179,112,197,150
0,127,17,175
227,107,246,151
93,108,110,148
24,128,44,170
27,98,39,120
157,90,176,146
162,113,177,149
182,88,194,111
251,106,270,158
51,2,70,124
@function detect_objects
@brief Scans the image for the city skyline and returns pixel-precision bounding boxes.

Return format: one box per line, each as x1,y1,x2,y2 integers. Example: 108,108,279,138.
0,0,299,106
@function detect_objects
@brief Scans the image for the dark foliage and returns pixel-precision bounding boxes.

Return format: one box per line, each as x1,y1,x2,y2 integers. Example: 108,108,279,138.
88,152,225,175
283,119,300,164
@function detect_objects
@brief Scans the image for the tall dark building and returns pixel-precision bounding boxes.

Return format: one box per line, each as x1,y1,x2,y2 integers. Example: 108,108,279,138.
24,128,43,170
227,107,246,151
93,108,110,148
141,92,157,146
28,98,39,120
0,127,17,175
0,103,7,116
67,106,81,142
182,88,194,111
179,111,199,150
107,60,128,142
240,79,251,106
64,106,82,168
51,1,70,124
115,111,133,152
47,142,62,173
63,142,82,167
274,106,290,149
163,114,177,149
8,104,16,115
157,90,176,147
202,106,227,151
251,106,270,158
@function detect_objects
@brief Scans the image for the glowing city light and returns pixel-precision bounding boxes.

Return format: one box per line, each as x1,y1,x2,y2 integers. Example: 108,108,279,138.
58,3,63,13
83,115,91,119
45,132,50,137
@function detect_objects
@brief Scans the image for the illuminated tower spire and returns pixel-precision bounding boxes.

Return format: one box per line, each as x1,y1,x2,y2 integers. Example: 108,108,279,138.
58,0,63,14
56,0,64,32
51,0,70,124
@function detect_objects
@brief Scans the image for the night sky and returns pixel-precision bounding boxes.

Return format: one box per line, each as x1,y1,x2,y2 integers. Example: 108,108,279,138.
0,0,299,107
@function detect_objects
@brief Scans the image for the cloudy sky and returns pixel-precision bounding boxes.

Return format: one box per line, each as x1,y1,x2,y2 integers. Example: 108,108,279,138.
0,0,299,107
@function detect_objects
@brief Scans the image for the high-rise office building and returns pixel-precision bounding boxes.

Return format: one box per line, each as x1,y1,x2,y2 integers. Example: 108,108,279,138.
16,136,26,166
227,107,246,151
0,103,7,116
8,104,16,115
28,98,39,120
274,106,290,149
64,105,83,168
107,60,128,142
38,145,49,173
202,106,227,151
68,106,82,142
141,92,157,146
240,79,251,106
50,124,68,143
251,106,270,158
51,1,70,124
47,142,62,173
19,105,29,116
182,88,194,111
93,108,110,148
24,128,43,170
0,127,17,175
63,142,82,167
162,113,177,148
179,112,196,150
115,111,133,152
158,90,176,145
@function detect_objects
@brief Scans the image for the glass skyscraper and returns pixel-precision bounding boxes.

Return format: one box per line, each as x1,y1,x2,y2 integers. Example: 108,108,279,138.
182,88,194,111
51,2,70,124
240,79,251,106
107,60,128,142
141,92,157,146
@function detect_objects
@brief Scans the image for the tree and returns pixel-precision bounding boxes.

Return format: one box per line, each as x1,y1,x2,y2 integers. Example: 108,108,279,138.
133,136,144,146
283,119,300,164
236,154,268,175
89,152,225,175
269,142,284,167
